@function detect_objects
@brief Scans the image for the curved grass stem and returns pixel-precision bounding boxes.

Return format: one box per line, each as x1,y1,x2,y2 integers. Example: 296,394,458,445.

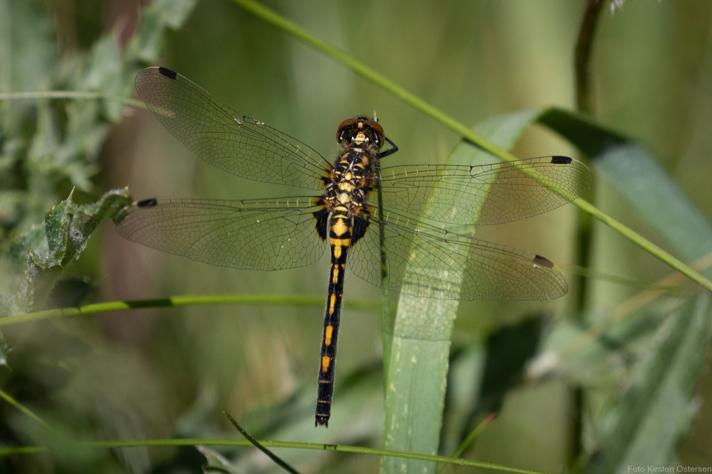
0,437,552,474
0,294,379,327
231,0,712,295
0,390,50,428
0,91,148,110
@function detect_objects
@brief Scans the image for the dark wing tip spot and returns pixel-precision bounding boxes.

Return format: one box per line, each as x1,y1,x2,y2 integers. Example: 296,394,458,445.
137,198,158,208
158,67,177,80
533,254,555,268
551,155,573,165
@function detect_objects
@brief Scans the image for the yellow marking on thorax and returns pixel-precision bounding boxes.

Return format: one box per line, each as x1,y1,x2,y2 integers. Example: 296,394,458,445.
324,324,334,346
338,182,355,192
337,192,351,205
321,355,331,374
328,292,337,315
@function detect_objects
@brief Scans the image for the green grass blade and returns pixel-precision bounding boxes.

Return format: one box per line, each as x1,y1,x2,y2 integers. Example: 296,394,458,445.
224,412,299,474
0,389,50,428
586,295,712,473
382,111,541,474
0,294,379,326
0,437,554,474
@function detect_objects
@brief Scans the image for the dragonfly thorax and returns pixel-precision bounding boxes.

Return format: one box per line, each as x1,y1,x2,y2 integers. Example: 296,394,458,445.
324,150,375,215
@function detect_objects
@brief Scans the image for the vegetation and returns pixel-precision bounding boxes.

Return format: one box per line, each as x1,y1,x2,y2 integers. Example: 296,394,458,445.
1,0,711,472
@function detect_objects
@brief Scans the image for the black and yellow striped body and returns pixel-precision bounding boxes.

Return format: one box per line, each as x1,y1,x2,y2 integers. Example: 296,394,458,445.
313,117,383,426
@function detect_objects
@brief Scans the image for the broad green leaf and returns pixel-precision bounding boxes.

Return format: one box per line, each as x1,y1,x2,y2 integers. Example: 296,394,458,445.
439,345,486,456
381,110,540,474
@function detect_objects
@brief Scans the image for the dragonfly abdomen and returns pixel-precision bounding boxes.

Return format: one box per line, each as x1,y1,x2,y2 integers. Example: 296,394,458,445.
315,213,351,426
315,146,378,426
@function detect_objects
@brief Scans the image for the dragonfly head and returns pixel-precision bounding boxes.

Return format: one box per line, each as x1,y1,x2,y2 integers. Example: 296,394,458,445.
336,115,385,149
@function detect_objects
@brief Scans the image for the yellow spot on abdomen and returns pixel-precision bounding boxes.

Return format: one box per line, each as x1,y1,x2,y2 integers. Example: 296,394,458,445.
331,218,348,236
330,238,351,247
324,324,334,346
331,265,340,284
328,292,337,315
321,355,331,374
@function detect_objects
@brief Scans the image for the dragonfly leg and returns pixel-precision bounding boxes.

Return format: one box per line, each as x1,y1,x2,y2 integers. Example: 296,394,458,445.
378,136,399,159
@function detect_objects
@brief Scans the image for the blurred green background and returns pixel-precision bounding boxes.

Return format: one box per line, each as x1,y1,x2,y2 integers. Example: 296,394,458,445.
1,0,712,472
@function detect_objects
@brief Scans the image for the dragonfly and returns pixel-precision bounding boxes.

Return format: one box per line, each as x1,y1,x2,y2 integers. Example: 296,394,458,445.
115,66,589,427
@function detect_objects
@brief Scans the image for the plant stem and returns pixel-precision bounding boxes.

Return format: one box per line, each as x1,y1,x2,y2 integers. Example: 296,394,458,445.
231,0,712,295
0,390,50,428
572,0,607,466
224,412,299,474
574,0,606,114
0,294,379,327
0,437,551,474
0,91,148,110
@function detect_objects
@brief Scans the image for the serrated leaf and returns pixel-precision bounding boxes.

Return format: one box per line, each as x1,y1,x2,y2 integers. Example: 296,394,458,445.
83,36,126,120
0,0,54,92
128,0,198,61
4,188,132,312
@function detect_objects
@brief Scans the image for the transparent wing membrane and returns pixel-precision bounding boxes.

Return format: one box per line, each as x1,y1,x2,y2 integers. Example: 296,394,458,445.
377,156,589,225
116,197,325,270
125,67,589,301
135,67,329,190
348,209,567,301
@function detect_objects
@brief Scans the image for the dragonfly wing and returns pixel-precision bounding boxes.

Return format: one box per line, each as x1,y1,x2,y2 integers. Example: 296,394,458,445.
349,209,567,301
115,196,325,270
377,156,589,225
135,67,330,190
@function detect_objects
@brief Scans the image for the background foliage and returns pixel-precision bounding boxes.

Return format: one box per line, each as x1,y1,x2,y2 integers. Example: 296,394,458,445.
1,0,712,473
